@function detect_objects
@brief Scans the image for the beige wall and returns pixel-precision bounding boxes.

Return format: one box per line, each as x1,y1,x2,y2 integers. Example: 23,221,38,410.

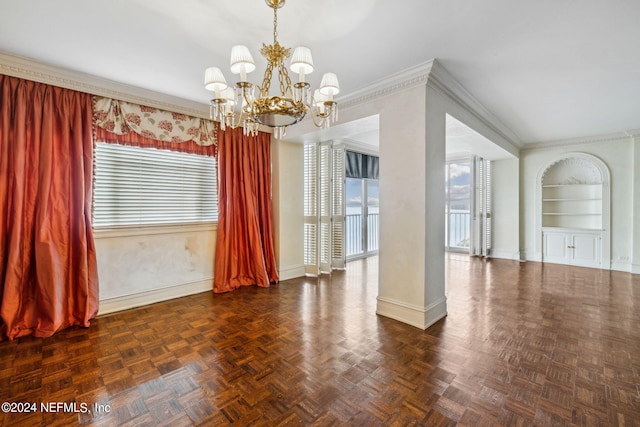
95,223,216,315
272,139,305,280
492,158,521,260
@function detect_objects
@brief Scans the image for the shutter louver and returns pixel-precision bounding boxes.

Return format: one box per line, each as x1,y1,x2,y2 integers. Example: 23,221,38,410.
331,145,346,269
93,142,217,227
304,144,319,274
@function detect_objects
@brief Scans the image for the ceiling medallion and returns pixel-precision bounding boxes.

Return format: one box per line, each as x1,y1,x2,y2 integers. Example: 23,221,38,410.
204,0,339,139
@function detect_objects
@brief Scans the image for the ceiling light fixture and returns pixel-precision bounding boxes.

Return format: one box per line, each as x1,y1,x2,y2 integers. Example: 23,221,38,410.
204,0,339,139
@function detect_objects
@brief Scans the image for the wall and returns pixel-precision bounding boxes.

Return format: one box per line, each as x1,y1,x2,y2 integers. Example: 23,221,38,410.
95,224,216,314
272,139,305,280
634,137,640,274
491,158,521,260
520,136,636,272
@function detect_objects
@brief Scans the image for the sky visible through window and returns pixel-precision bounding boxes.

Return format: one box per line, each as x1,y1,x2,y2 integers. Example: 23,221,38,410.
446,161,471,212
346,178,379,215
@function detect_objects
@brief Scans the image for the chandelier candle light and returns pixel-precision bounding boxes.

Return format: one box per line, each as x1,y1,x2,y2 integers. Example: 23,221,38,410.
204,0,339,139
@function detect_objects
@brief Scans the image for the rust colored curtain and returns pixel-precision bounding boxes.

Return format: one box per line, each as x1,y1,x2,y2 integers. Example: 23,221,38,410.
0,75,98,340
214,127,278,293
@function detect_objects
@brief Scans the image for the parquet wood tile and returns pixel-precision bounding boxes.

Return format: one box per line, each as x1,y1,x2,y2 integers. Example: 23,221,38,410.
1,255,640,426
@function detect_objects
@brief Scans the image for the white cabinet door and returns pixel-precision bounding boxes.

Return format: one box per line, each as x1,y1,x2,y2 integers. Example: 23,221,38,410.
543,232,570,264
542,230,602,268
572,233,601,267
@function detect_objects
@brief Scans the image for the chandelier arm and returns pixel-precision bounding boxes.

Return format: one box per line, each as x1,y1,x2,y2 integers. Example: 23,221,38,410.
310,105,326,128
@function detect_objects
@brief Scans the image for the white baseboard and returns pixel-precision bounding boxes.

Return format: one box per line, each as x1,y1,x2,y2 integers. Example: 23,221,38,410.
490,250,522,261
98,278,213,316
524,251,542,262
376,296,447,330
611,261,632,273
631,264,640,275
278,264,306,281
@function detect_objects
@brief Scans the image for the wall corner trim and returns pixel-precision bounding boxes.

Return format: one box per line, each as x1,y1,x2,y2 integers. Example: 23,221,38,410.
376,296,447,330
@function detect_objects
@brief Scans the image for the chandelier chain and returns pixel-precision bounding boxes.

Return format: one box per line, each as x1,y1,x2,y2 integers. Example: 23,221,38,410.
278,62,293,98
261,62,274,96
273,5,278,44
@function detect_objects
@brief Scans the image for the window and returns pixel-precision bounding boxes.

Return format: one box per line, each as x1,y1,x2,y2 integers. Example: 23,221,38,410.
445,159,472,251
93,142,217,227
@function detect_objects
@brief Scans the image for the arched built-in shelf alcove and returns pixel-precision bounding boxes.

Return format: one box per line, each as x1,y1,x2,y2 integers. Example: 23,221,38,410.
536,153,610,269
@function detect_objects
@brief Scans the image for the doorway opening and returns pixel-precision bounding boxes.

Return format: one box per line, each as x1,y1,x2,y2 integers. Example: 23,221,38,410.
346,177,379,260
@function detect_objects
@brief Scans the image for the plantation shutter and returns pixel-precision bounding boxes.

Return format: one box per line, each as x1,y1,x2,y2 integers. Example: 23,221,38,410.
484,160,492,256
331,145,346,269
304,144,319,275
472,156,492,257
319,142,332,274
303,141,346,275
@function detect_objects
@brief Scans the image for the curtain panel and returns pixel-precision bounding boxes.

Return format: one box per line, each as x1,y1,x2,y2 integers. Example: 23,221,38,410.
346,150,379,180
214,127,278,293
0,75,99,340
93,97,218,156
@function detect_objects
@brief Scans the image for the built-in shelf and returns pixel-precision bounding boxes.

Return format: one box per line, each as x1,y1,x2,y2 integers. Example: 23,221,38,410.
537,153,611,269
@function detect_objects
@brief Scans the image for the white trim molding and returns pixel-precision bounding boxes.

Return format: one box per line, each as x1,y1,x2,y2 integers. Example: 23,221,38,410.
522,130,640,152
426,60,522,153
98,278,213,316
376,296,447,330
337,59,522,155
277,264,306,281
490,250,523,261
0,51,210,118
338,61,432,110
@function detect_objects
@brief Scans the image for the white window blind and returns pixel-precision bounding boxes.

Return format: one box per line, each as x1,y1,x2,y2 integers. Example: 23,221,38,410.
93,142,217,227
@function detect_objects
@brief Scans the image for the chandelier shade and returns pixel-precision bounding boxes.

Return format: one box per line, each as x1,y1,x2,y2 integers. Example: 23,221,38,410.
229,45,256,78
204,0,339,139
319,72,340,96
290,46,314,77
204,67,227,92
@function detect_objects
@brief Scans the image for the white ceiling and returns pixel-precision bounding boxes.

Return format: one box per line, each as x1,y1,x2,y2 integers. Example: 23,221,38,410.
1,0,639,145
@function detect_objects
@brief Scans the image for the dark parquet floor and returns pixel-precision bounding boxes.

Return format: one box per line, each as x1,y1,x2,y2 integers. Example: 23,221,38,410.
0,255,639,426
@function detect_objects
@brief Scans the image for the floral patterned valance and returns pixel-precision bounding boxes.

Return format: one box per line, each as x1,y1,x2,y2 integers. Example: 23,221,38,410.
93,97,217,146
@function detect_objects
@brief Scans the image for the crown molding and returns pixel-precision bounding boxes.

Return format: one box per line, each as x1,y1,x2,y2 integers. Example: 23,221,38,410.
521,129,640,152
337,61,434,110
0,51,210,118
337,59,522,153
339,138,379,156
426,60,523,150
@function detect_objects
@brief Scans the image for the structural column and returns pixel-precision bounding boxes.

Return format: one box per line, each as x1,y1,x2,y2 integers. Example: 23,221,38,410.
376,80,447,329
632,135,640,274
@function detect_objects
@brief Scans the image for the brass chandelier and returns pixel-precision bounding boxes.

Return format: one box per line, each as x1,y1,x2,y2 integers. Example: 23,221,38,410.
204,0,339,139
